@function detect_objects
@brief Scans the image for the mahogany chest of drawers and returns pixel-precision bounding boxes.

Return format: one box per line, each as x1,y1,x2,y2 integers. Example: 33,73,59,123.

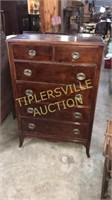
7,33,104,157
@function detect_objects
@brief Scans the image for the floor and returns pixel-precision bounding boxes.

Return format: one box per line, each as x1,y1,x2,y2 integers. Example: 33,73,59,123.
0,67,112,200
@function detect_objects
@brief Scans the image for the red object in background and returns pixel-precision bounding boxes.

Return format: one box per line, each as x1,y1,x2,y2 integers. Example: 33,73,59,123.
104,58,111,69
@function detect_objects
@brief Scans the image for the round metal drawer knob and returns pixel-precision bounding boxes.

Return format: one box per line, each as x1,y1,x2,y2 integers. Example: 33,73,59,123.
77,73,86,81
73,129,80,135
28,123,36,130
75,94,83,99
73,112,82,119
27,107,34,114
24,69,32,77
25,89,33,96
72,52,80,59
28,50,36,57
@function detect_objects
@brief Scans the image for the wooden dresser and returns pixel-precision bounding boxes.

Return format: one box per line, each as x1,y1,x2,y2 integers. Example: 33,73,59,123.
7,34,104,157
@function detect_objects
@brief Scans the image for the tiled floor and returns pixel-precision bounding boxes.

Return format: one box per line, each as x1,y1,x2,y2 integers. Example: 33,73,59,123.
0,67,112,200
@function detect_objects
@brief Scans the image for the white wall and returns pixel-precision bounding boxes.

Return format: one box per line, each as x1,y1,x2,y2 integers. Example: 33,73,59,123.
94,0,112,11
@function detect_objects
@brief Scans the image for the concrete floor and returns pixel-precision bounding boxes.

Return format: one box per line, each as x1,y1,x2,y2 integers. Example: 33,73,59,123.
0,67,112,200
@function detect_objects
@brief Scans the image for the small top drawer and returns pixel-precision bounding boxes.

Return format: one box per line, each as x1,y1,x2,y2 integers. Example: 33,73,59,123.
54,46,98,64
12,44,53,61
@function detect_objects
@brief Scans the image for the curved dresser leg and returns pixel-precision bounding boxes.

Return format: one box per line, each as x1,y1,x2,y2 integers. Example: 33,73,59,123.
86,147,90,158
19,135,24,147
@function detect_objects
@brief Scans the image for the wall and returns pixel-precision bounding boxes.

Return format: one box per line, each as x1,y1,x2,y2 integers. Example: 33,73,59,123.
1,1,19,35
94,0,112,11
60,0,84,32
40,0,59,32
40,0,85,33
60,0,70,31
1,1,28,35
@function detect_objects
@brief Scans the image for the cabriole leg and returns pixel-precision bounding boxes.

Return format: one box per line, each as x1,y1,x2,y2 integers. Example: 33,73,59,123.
86,146,90,158
19,135,24,147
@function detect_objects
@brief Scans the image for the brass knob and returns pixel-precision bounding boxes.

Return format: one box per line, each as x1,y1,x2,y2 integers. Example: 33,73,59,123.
72,52,80,59
77,73,86,81
75,94,83,105
28,123,36,130
73,112,82,119
28,50,36,57
73,129,80,135
75,94,83,99
27,107,34,114
25,89,33,96
24,69,32,77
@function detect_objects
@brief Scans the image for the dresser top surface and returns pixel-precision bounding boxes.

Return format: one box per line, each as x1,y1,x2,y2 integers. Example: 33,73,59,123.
7,33,104,46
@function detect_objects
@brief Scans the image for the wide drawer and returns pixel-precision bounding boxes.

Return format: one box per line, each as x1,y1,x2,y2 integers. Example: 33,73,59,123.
54,46,98,64
15,62,96,84
20,117,89,140
13,44,53,61
16,82,93,106
18,103,91,123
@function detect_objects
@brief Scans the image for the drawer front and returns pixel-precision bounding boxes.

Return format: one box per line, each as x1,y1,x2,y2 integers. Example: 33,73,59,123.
13,44,53,61
16,82,93,106
18,103,91,123
54,46,98,63
21,117,89,140
15,62,96,84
